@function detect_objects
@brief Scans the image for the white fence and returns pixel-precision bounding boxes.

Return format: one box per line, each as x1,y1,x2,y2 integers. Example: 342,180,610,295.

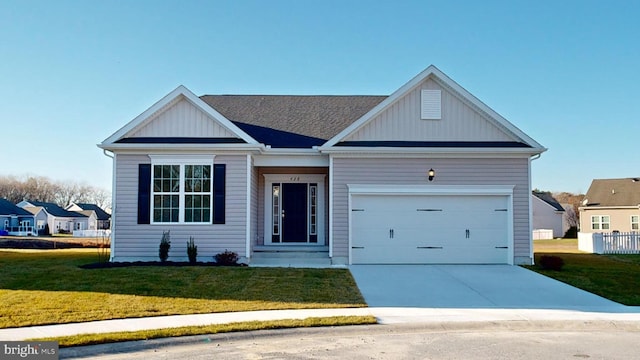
73,229,111,238
578,232,640,254
533,229,554,240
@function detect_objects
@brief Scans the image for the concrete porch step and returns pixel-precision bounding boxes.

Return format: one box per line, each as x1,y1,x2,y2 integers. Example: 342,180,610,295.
250,246,331,267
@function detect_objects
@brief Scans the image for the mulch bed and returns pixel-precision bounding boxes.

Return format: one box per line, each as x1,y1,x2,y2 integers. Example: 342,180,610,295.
79,261,245,269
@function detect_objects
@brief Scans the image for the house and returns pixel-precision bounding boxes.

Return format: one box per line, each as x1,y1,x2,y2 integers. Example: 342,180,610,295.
579,178,640,233
532,191,566,239
66,203,111,229
0,198,37,236
17,201,89,234
99,65,546,265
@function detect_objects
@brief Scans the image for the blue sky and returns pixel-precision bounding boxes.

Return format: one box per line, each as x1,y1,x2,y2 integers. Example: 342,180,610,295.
1,0,638,193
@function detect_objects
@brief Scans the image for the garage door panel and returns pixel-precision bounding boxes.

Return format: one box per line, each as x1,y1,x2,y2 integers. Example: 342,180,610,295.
351,193,510,264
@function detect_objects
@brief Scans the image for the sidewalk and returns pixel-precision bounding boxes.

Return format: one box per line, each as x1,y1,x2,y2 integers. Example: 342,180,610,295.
2,307,640,341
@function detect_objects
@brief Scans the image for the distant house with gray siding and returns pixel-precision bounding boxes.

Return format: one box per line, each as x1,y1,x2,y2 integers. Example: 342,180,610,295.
17,201,88,234
99,65,546,265
0,198,36,236
532,191,566,238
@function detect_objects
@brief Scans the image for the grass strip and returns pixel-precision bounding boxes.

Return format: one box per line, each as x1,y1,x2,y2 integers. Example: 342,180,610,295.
0,249,366,328
30,316,378,347
524,252,640,306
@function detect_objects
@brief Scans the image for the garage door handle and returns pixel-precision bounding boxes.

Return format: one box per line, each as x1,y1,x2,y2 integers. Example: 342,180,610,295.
495,246,508,249
352,246,364,249
417,246,443,249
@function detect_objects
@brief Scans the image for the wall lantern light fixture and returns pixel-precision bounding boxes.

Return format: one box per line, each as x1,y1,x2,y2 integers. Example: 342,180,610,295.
428,168,435,181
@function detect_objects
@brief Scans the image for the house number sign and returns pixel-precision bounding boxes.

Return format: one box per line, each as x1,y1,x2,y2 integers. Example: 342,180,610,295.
289,176,301,181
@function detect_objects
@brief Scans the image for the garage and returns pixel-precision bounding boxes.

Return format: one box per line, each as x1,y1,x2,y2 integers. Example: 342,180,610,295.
349,186,513,264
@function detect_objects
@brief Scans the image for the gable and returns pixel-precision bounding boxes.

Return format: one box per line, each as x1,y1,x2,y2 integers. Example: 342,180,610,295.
100,86,258,149
323,65,545,153
128,97,239,139
343,77,515,143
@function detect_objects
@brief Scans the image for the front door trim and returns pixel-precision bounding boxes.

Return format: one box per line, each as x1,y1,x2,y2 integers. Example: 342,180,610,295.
264,174,326,245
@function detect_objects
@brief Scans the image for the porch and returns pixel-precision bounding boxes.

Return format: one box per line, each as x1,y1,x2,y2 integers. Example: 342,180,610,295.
250,245,332,268
4,225,38,237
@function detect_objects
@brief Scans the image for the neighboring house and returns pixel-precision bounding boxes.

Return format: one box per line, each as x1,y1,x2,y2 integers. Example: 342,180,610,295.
99,65,546,265
17,200,88,234
579,178,640,233
20,206,49,235
66,203,111,229
0,198,36,236
531,191,565,239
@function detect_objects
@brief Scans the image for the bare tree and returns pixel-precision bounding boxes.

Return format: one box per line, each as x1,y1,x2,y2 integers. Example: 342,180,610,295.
553,191,585,230
0,175,110,209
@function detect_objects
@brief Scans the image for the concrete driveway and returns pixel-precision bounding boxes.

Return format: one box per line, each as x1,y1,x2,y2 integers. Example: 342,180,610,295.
349,265,626,311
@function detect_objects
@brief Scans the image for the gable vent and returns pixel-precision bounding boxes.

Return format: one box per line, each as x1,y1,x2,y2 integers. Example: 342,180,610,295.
421,89,441,120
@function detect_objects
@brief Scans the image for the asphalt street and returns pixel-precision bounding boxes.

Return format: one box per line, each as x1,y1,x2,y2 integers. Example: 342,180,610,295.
61,322,640,360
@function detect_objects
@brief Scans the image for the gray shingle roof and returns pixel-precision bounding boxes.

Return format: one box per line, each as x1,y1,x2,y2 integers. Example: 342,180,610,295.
29,201,87,218
199,95,387,140
584,178,640,207
532,191,565,211
75,203,111,220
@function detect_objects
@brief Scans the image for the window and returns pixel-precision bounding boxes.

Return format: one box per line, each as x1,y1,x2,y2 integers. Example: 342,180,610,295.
150,157,213,224
591,215,610,230
632,216,639,231
272,184,280,241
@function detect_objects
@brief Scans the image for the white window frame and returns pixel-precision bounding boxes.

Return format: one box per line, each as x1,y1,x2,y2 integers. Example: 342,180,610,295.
632,215,639,231
149,155,215,225
591,215,610,230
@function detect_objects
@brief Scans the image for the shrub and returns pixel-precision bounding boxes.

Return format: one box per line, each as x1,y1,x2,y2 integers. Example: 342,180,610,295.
563,226,578,238
214,250,238,266
187,236,198,264
159,230,171,262
539,255,564,271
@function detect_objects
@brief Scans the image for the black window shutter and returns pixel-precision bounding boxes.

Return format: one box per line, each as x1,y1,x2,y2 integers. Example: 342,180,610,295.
138,164,151,224
213,164,226,224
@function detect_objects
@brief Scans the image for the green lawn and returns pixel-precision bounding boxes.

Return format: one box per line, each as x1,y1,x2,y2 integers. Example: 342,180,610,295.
526,241,640,305
0,249,366,328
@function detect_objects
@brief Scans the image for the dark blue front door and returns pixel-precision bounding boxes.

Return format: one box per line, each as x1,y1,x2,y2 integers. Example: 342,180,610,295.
282,183,307,242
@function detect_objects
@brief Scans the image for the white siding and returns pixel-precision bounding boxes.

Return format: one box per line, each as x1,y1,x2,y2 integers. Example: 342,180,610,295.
332,157,532,264
532,195,564,238
345,78,514,142
250,156,259,250
130,98,238,139
112,154,248,261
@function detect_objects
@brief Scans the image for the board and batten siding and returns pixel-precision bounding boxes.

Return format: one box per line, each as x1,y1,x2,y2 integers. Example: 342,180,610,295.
344,78,514,142
129,98,238,139
331,157,532,264
112,154,248,261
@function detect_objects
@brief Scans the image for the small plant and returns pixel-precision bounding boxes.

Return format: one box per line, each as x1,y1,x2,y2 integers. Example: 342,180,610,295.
214,250,238,266
159,230,171,262
97,233,110,263
187,236,198,264
539,255,564,271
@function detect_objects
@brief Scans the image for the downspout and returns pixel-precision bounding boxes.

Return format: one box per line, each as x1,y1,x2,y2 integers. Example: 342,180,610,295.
103,149,115,262
528,153,542,265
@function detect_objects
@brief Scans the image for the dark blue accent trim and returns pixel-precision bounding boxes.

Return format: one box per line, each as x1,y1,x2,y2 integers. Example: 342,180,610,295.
232,121,326,148
137,164,151,224
335,141,531,148
213,164,226,224
116,137,246,144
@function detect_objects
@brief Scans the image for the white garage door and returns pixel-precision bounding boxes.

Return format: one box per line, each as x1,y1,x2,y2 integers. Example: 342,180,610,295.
351,194,510,264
